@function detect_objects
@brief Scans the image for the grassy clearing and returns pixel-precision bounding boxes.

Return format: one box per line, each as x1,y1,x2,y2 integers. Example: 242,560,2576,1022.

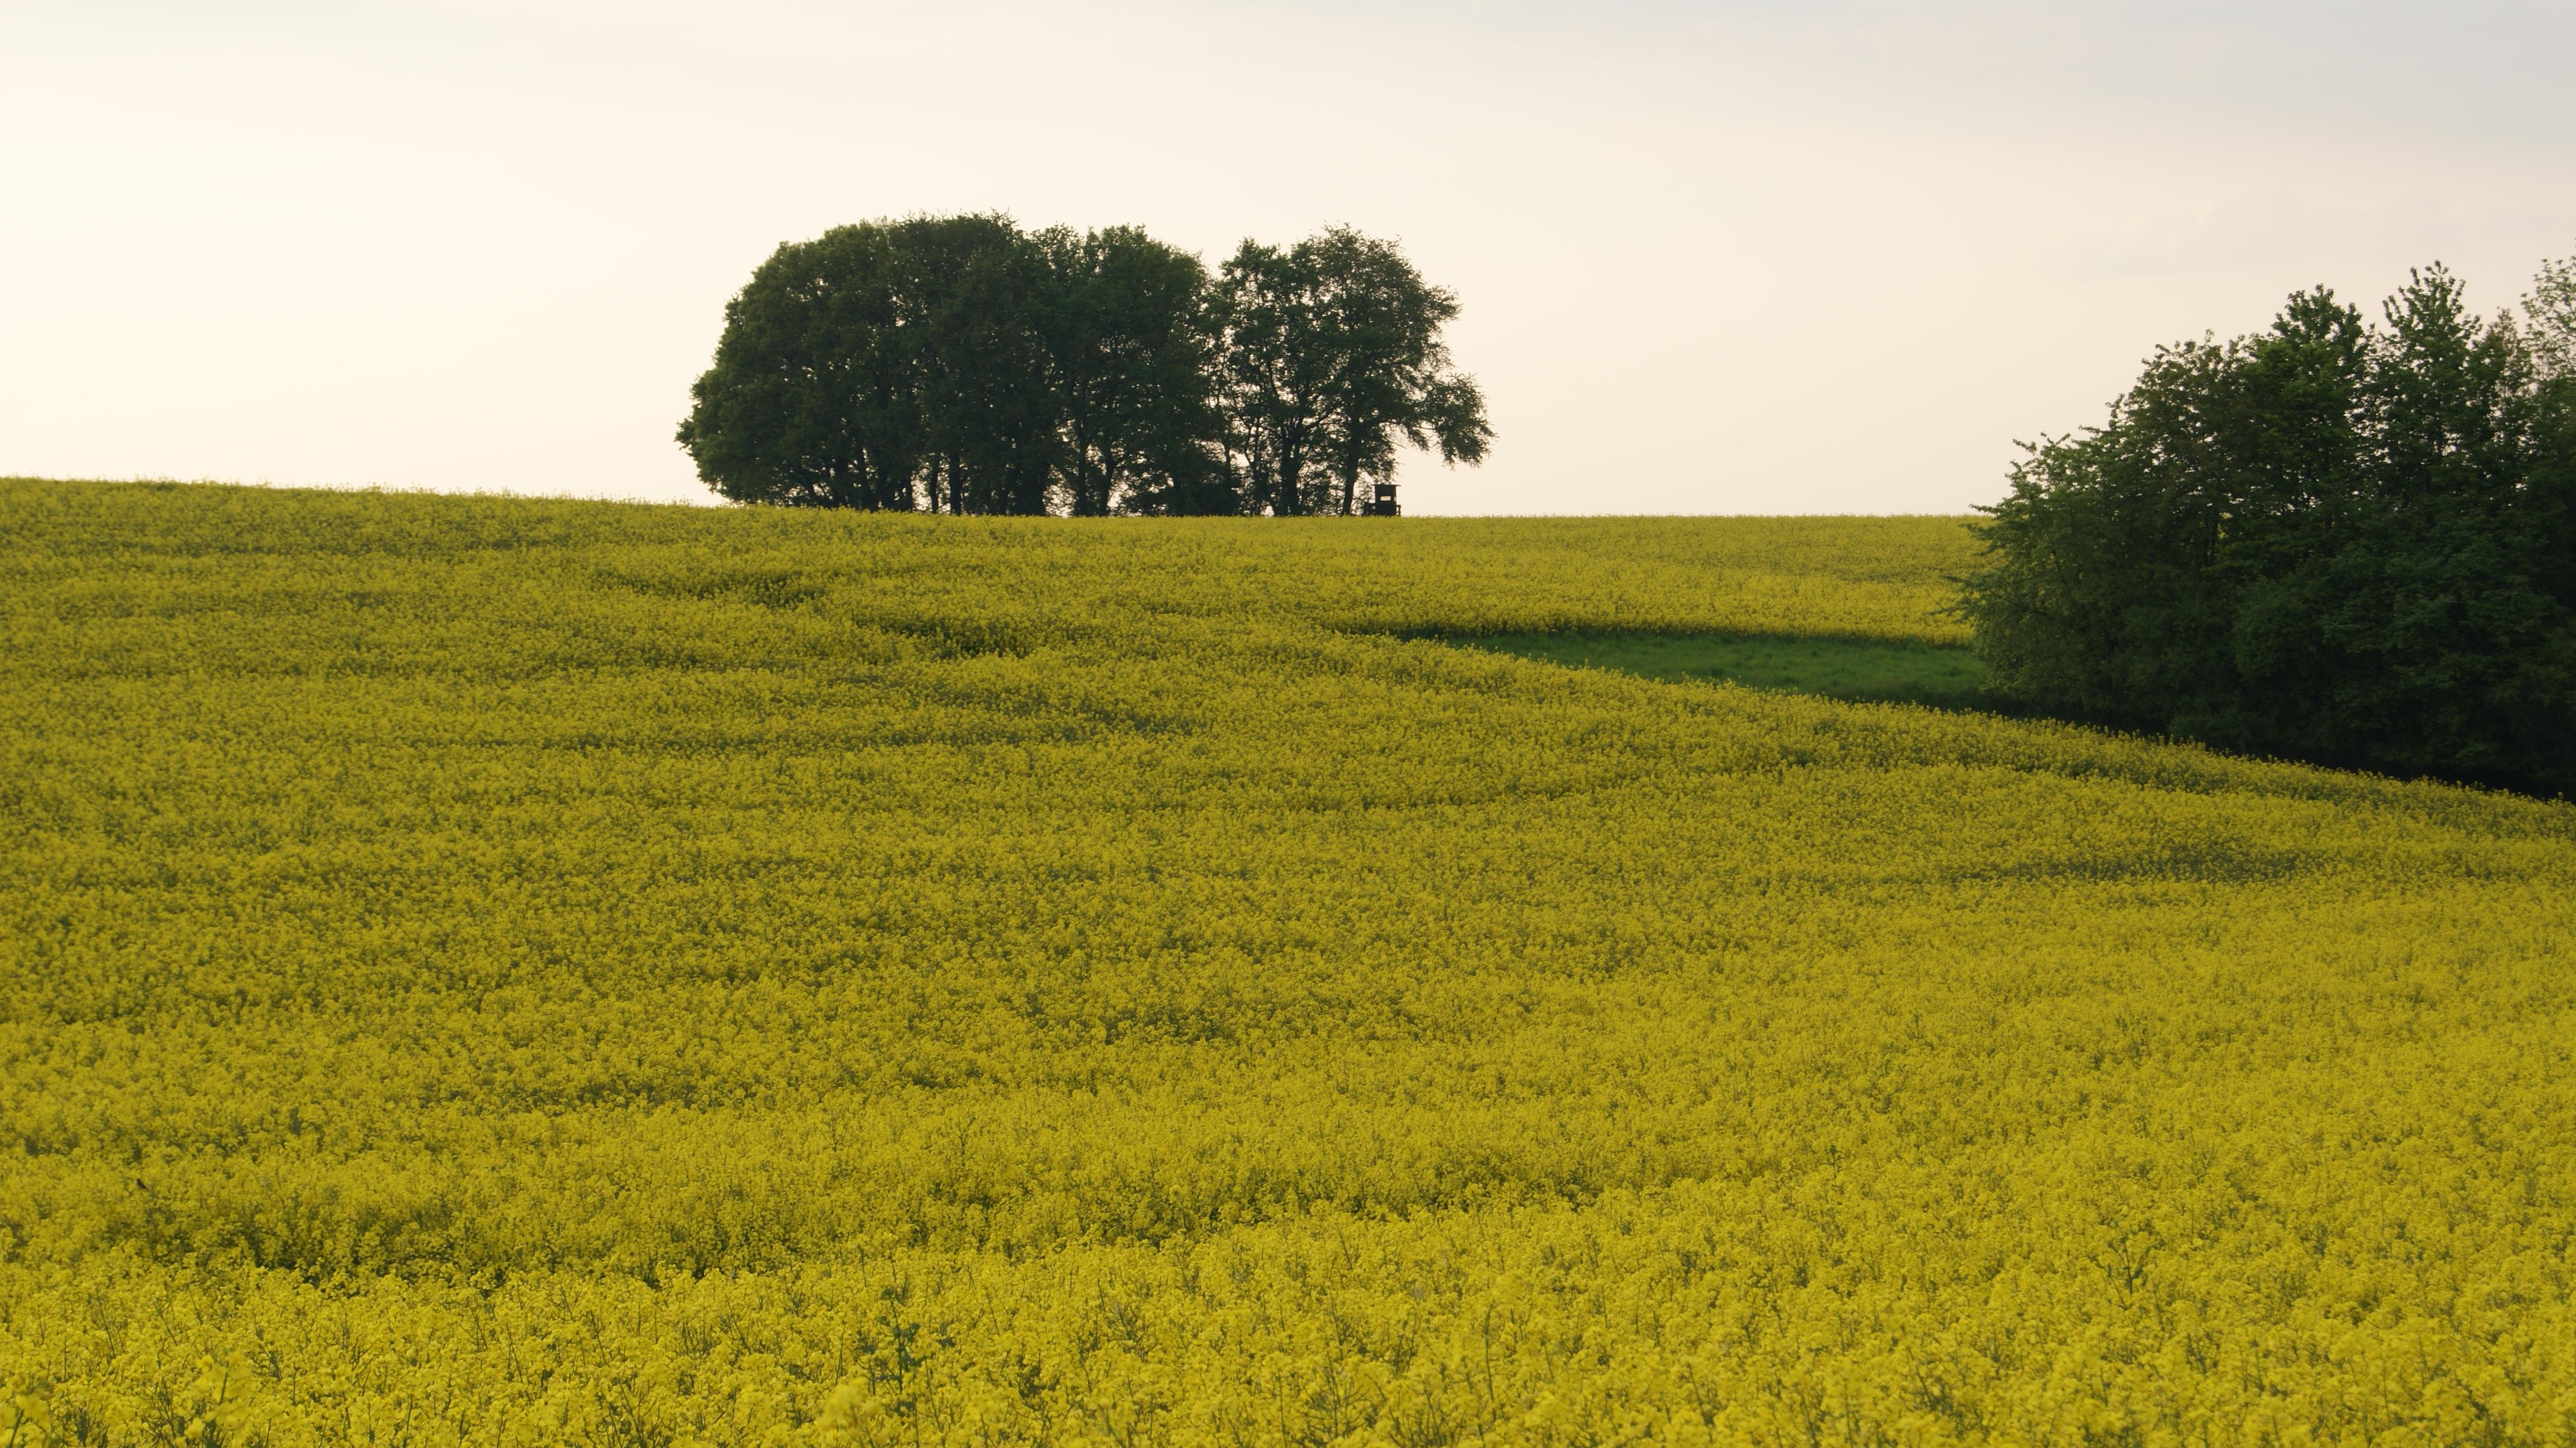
1451,630,1992,707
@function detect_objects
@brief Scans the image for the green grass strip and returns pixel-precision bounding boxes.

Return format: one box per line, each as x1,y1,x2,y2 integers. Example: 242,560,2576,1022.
1452,630,1994,708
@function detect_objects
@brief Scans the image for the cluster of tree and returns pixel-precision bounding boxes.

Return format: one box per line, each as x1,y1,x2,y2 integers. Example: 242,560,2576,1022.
1962,254,2576,797
677,215,1491,516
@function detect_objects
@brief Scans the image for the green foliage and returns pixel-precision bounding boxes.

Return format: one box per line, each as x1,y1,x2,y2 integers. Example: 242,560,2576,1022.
2527,242,2576,381
1213,228,1492,517
1035,226,1231,518
677,214,1064,514
1451,630,1990,707
902,214,1062,516
1962,259,2576,796
4,482,2575,1445
678,217,1490,517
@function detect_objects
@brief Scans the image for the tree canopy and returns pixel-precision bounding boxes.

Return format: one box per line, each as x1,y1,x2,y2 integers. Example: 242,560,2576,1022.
1961,253,2576,797
679,216,1488,516
1212,227,1492,517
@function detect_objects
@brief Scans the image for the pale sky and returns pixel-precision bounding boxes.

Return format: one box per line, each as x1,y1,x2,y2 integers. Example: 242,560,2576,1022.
6,1,2573,514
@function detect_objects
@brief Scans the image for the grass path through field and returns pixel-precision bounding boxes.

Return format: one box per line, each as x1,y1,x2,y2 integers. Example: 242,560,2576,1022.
1451,629,1993,708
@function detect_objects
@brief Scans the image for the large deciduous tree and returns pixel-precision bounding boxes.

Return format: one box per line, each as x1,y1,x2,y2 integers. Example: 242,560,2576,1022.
1213,228,1490,516
897,213,1061,515
1034,226,1231,516
678,214,1060,514
675,222,922,510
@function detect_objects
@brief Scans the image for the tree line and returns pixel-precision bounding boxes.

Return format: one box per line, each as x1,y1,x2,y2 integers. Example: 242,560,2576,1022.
677,215,1491,515
1963,252,2576,797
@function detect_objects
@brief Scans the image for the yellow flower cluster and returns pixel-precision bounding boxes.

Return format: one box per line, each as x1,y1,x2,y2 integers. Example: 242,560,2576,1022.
2,479,2572,1445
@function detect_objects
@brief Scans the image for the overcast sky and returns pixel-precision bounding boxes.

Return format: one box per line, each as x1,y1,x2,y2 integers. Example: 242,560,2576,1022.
6,1,2573,514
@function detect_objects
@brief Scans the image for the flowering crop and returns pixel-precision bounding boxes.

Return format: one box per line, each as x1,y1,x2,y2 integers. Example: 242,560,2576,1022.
2,480,2572,1446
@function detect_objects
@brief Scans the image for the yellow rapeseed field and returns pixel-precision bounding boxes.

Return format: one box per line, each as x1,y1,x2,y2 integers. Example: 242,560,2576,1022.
3,478,2573,1447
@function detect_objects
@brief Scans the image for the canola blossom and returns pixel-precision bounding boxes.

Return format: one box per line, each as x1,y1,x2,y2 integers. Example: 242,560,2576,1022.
2,479,2572,1446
